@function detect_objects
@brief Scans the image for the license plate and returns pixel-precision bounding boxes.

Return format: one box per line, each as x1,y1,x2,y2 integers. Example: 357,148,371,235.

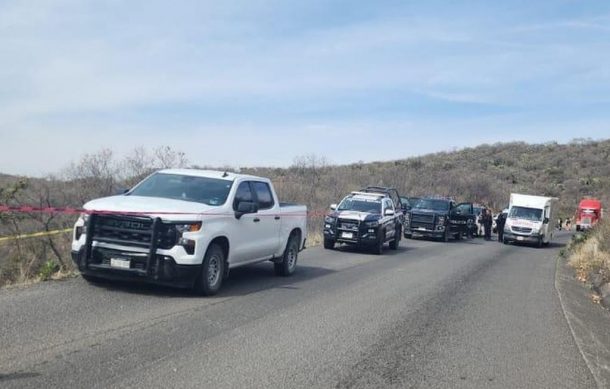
342,232,354,239
110,258,131,269
517,236,524,241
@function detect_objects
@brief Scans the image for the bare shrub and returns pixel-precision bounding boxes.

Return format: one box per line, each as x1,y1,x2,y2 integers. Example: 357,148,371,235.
568,220,610,283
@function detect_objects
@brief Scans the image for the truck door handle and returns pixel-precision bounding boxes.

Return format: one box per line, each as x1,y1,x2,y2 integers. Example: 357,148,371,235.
253,218,261,223
274,216,280,220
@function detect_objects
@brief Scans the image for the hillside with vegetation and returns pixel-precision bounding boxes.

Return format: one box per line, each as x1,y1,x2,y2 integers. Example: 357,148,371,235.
246,138,610,216
1,139,609,286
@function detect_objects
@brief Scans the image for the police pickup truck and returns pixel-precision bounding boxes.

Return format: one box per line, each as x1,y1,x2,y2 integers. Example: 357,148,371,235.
323,190,402,254
71,169,307,295
404,197,475,242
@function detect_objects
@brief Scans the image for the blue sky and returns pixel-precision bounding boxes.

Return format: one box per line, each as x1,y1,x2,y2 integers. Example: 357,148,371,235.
1,0,609,176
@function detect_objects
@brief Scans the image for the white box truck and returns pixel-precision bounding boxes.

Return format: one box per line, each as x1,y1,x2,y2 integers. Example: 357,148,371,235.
503,193,558,247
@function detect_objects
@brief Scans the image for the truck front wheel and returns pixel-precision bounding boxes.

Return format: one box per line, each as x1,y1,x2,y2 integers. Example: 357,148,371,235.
389,226,401,250
275,235,299,276
323,238,335,250
374,230,385,255
195,243,225,296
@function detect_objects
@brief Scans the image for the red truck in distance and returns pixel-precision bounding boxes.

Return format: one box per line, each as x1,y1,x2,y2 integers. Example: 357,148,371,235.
575,198,603,231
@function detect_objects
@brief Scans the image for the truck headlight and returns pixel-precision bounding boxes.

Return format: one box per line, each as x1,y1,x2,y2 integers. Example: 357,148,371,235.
437,216,446,225
174,223,201,254
324,216,336,224
74,213,90,240
365,220,379,228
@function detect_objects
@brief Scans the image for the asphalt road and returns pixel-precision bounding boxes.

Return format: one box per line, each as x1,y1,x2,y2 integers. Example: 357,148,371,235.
0,232,595,388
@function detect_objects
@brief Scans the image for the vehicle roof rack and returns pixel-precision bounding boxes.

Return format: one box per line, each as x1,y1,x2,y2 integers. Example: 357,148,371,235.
350,191,385,198
360,186,397,193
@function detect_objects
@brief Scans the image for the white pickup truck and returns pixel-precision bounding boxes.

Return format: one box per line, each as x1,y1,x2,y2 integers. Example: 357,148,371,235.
71,169,307,295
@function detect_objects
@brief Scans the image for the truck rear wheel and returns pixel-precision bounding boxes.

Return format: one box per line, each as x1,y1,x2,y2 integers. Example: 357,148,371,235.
195,243,225,296
275,235,299,276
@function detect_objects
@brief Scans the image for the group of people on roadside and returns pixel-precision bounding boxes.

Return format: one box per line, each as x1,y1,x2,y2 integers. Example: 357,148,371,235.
557,217,571,230
479,208,507,243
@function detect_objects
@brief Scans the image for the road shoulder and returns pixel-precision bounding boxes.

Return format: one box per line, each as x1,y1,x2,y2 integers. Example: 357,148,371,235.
556,255,610,388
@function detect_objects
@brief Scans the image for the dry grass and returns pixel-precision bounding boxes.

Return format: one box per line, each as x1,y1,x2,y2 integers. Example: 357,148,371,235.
0,233,74,287
568,220,610,283
307,231,324,247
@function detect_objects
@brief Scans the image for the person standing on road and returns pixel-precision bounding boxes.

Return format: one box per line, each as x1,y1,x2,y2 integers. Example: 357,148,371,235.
565,217,571,231
481,208,493,241
496,212,507,243
558,218,563,230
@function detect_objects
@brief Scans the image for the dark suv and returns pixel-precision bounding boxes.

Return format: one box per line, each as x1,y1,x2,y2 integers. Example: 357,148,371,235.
323,191,402,254
404,197,476,242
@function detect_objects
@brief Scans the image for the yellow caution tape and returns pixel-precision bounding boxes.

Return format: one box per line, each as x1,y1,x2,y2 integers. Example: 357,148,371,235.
0,228,72,244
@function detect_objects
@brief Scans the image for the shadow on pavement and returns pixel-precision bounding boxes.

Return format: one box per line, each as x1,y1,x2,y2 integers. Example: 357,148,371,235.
0,372,41,382
81,261,335,299
406,236,485,245
331,244,413,255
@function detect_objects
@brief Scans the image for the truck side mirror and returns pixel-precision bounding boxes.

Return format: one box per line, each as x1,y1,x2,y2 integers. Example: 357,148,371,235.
330,203,337,211
384,209,395,216
235,201,258,219
543,217,549,224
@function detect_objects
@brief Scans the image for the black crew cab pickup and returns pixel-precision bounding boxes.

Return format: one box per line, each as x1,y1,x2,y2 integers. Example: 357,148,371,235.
404,197,475,242
323,191,402,254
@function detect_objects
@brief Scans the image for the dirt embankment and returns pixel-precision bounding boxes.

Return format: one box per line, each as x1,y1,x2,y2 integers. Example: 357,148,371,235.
568,220,610,306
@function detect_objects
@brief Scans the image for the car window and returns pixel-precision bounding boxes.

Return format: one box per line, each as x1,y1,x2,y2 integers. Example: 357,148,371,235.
338,197,382,214
233,181,253,210
456,203,472,214
413,199,450,211
383,199,393,212
253,181,275,210
129,173,233,206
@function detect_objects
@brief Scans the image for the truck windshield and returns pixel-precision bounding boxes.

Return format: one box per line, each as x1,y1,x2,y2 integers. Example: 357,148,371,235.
128,173,233,206
508,206,543,221
338,198,382,214
412,199,449,211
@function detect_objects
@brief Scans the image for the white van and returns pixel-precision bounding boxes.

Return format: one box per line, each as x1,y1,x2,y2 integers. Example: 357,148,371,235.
503,193,558,247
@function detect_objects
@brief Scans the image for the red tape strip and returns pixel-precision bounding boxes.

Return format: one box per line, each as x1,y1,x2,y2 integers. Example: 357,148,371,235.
0,205,327,217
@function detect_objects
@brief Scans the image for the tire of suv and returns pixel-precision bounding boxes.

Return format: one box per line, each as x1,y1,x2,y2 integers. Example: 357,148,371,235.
81,274,101,284
275,235,299,276
195,243,225,296
442,228,450,242
389,226,401,250
374,229,385,255
323,238,335,250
